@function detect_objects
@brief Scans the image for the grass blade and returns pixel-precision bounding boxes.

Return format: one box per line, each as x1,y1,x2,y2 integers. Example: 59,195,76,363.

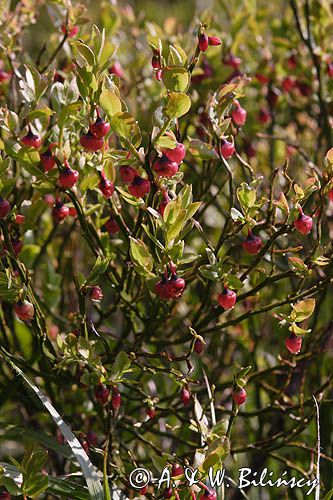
1,350,104,500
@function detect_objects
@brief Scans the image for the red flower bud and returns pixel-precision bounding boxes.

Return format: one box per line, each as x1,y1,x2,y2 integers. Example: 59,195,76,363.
21,128,42,149
52,200,69,222
194,338,203,354
153,156,179,178
255,73,270,85
199,490,217,500
120,165,138,184
0,492,11,500
15,214,25,225
99,177,114,198
282,76,296,93
151,54,161,70
14,300,35,321
180,387,191,406
90,286,103,302
86,431,98,447
231,101,247,126
59,163,79,188
111,388,122,410
161,142,186,164
242,230,262,255
40,147,56,172
171,464,183,477
218,287,237,310
155,277,170,299
198,33,209,52
208,36,222,46
0,197,10,219
224,54,241,70
0,70,10,83
285,333,302,354
258,107,271,124
232,387,247,406
294,209,312,235
61,24,79,37
327,63,333,78
287,53,297,70
146,407,156,420
90,115,110,138
95,384,109,406
11,238,23,256
105,217,120,235
80,131,104,152
128,176,151,198
158,191,171,216
109,61,124,78
164,488,173,499
164,274,185,299
220,139,235,159
198,33,208,52
68,207,77,217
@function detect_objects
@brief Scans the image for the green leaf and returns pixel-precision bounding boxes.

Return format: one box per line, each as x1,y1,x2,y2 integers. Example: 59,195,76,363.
225,275,243,290
23,199,46,230
164,92,191,119
163,196,182,225
0,272,19,302
167,210,187,242
47,476,90,499
168,45,185,66
26,64,50,102
156,135,177,149
200,436,230,472
19,244,41,268
186,201,201,221
22,444,48,476
323,488,333,500
99,89,122,117
129,237,153,275
17,148,41,169
189,139,219,160
289,323,311,335
162,66,189,92
110,112,141,148
230,207,245,222
290,298,316,322
199,265,222,281
313,255,330,266
74,41,96,67
110,351,131,382
80,173,99,192
23,472,49,497
0,179,16,198
273,192,289,213
0,462,92,499
0,157,11,176
28,106,54,121
0,467,22,495
237,183,256,210
116,186,144,206
0,422,72,459
85,257,111,285
211,420,228,437
58,102,82,129
288,257,310,277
